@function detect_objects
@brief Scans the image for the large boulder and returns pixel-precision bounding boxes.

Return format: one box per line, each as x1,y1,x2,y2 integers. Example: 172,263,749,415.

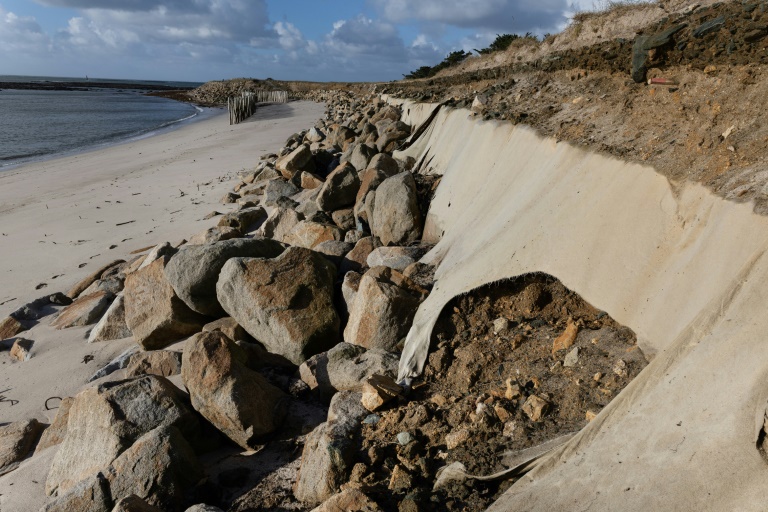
367,153,399,176
88,293,132,343
310,489,382,512
375,121,411,153
44,427,201,512
340,236,377,275
370,172,423,246
316,162,361,212
344,143,377,173
52,291,114,330
283,220,344,250
124,257,208,350
45,375,200,496
299,342,399,401
216,247,340,365
0,419,44,475
164,238,285,317
181,331,287,449
105,426,202,511
343,266,427,352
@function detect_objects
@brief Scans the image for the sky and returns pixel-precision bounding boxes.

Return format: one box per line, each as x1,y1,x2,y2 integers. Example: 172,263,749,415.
0,0,604,83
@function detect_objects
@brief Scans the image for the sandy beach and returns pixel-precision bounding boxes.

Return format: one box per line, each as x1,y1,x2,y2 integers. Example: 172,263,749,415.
0,100,324,423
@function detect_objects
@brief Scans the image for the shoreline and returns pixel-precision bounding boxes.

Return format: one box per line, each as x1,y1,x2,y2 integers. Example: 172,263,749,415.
0,99,220,173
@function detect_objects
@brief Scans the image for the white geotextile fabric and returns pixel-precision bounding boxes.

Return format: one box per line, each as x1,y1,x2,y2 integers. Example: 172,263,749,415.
388,98,768,510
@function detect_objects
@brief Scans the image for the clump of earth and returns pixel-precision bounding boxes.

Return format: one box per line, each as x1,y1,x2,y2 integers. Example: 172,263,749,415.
350,273,647,511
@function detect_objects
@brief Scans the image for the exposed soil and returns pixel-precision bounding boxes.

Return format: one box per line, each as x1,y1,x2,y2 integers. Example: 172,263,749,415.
345,273,647,512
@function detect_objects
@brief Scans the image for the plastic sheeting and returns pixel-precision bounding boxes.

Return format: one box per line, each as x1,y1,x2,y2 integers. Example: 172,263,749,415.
390,98,768,510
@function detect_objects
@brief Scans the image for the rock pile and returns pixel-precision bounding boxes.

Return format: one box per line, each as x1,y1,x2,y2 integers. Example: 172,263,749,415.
1,89,646,512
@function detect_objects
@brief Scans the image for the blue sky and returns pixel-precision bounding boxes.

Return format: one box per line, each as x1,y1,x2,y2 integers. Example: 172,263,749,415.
0,0,598,83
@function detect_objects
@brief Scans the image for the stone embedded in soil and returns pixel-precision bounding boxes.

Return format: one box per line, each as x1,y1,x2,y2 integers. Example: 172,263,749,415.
181,330,288,449
370,171,423,246
493,317,509,334
344,266,427,352
522,395,550,422
552,318,579,355
445,429,470,450
9,337,33,361
164,237,285,317
0,419,43,475
361,374,403,412
216,246,340,365
52,291,114,330
88,293,132,343
123,256,208,351
564,347,580,367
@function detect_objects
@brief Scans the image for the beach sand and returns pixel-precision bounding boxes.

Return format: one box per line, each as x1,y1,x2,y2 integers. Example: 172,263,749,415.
0,101,325,510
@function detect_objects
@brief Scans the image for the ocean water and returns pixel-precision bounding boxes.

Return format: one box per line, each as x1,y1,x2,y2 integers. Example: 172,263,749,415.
0,76,210,170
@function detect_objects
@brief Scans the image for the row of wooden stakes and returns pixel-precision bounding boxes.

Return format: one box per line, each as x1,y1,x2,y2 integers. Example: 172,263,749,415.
228,90,289,125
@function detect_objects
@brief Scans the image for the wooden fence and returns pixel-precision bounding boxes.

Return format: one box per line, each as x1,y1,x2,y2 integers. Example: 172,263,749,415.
227,90,289,125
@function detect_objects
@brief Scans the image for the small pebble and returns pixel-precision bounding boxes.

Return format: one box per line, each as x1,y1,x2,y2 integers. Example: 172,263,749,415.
397,431,414,446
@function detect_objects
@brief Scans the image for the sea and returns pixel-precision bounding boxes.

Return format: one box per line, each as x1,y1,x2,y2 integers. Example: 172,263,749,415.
0,75,216,171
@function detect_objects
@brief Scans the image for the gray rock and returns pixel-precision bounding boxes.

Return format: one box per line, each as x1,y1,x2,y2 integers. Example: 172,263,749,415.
313,240,353,268
366,246,427,272
42,473,111,512
294,420,357,505
276,144,314,178
0,419,43,475
88,293,132,343
88,347,140,383
187,226,241,246
344,230,366,244
564,347,580,368
263,179,300,207
257,207,304,243
52,291,115,330
367,153,399,175
343,266,427,352
217,207,268,234
283,220,345,249
182,331,287,449
46,375,200,496
124,257,208,350
371,172,422,246
124,350,183,378
112,495,163,511
316,162,361,212
164,238,285,317
344,143,377,172
216,247,340,365
299,342,399,401
331,208,355,231
327,390,368,424
104,426,202,511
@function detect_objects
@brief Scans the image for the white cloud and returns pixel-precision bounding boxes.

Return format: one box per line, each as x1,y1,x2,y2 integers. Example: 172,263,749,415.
274,21,305,51
324,15,405,60
0,7,50,52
